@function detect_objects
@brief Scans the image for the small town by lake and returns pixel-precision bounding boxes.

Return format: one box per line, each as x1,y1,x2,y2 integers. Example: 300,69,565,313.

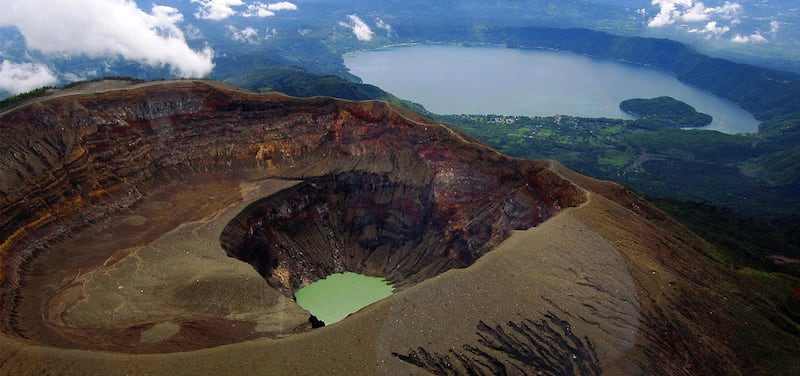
344,45,759,134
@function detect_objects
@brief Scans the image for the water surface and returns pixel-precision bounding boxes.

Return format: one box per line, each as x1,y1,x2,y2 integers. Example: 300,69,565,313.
344,45,759,134
295,272,394,325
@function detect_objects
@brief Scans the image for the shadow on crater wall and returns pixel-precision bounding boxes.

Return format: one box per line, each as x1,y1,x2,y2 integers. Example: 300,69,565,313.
221,170,573,295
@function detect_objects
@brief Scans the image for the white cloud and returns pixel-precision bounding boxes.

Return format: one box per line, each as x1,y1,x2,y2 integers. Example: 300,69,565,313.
648,0,688,27
193,0,297,19
267,2,297,11
0,1,214,78
770,20,780,34
228,26,261,44
185,24,204,40
192,0,243,20
688,21,730,38
62,71,92,83
242,4,275,18
339,15,373,42
714,2,742,18
375,17,392,36
0,60,58,95
681,2,711,22
731,32,768,44
227,26,276,43
648,1,742,28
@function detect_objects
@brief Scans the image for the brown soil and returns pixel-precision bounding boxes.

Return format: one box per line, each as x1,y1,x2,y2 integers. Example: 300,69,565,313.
13,175,310,353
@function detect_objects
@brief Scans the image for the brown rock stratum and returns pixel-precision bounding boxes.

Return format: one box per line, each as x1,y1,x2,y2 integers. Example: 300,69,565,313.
0,80,797,374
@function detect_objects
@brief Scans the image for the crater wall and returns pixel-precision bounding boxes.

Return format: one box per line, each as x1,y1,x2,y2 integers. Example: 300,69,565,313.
221,169,564,294
0,80,584,340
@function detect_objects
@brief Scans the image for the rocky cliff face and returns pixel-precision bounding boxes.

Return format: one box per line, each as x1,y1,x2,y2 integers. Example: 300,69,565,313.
221,167,559,294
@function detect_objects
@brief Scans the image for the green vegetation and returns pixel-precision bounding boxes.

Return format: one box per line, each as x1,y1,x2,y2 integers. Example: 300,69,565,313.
0,77,145,111
0,86,53,109
440,114,779,211
61,76,144,89
620,96,712,129
218,65,428,113
437,113,800,268
648,197,800,274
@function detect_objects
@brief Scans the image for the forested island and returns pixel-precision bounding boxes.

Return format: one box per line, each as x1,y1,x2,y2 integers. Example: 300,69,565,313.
620,96,712,129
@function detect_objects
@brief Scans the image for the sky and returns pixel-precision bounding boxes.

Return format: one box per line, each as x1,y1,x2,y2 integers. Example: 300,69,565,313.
0,0,792,95
0,0,299,94
0,0,218,93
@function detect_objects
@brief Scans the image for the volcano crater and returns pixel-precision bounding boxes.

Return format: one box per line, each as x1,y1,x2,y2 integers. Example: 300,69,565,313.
0,81,585,353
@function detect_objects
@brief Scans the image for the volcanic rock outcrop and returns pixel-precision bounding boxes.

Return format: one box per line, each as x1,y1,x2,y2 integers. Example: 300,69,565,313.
0,80,797,374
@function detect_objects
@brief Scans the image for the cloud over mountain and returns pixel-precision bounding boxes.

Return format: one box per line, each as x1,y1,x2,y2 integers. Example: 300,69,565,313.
646,0,783,43
192,0,297,20
687,20,730,38
376,17,393,36
731,32,767,44
0,60,58,95
0,0,214,78
340,15,374,42
228,26,261,44
192,0,243,20
648,0,741,28
265,2,298,11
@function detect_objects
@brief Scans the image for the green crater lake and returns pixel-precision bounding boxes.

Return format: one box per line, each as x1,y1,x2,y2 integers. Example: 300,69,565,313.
294,272,394,325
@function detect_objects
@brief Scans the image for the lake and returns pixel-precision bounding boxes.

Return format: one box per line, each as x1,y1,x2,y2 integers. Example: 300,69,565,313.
294,272,394,325
344,45,759,134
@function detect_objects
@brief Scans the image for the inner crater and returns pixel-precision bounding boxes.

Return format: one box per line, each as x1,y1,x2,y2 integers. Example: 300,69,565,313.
221,170,564,297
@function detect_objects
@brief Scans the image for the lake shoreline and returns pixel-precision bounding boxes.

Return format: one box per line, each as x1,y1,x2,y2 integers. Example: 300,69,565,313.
344,44,759,134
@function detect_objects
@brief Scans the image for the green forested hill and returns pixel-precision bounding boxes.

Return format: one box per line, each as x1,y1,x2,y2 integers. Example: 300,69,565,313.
218,63,431,114
620,96,712,129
